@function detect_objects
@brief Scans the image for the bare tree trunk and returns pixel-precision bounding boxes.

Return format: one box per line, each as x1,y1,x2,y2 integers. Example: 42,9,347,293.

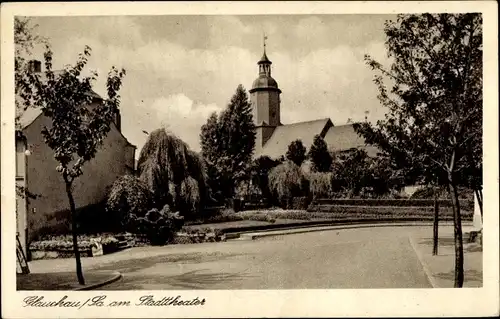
64,178,85,285
432,188,439,255
448,177,464,288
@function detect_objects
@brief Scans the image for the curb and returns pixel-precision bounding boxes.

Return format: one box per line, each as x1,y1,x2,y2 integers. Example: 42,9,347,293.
235,222,441,240
220,218,467,235
408,237,438,288
75,271,122,291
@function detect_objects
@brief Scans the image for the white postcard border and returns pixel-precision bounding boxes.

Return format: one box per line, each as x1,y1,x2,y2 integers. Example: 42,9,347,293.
1,2,498,318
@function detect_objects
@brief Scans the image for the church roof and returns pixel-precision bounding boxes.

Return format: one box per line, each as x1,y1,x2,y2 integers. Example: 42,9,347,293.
323,123,380,157
255,118,333,158
255,120,379,159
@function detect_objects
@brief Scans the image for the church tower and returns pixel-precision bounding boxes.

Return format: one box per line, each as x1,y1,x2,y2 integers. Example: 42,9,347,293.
249,36,282,148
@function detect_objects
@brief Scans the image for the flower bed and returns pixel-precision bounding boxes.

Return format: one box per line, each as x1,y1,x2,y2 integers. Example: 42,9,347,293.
174,227,226,244
29,234,120,260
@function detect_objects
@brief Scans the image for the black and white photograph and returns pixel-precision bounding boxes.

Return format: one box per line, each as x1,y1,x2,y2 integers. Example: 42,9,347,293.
2,1,498,318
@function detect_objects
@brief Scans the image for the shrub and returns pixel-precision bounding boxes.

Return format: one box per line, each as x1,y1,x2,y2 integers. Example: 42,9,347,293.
290,196,312,210
309,172,334,198
268,161,308,208
235,179,262,200
106,175,153,228
127,204,184,245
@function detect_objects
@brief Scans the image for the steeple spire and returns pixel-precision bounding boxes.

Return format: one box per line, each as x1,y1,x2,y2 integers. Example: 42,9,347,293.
258,33,272,76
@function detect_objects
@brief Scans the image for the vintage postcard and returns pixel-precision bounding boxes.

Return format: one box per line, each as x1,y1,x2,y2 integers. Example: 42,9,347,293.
1,1,498,318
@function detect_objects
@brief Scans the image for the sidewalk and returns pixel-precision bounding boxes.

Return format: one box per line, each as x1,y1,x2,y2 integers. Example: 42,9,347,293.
17,270,122,290
409,227,482,288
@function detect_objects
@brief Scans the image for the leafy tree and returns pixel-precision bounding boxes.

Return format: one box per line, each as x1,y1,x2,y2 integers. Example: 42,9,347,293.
353,14,482,287
268,161,308,208
249,155,280,202
137,128,207,219
200,112,225,203
308,135,332,172
331,148,371,197
367,155,405,197
106,175,153,228
200,85,256,201
18,46,126,285
286,139,307,166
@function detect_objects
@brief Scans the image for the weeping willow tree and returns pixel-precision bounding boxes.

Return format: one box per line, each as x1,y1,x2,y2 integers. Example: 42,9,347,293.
268,161,308,208
137,128,208,219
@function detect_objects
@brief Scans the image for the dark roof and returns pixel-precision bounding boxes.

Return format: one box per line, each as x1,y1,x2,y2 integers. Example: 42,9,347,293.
251,75,280,91
255,120,379,159
255,118,332,158
258,52,272,64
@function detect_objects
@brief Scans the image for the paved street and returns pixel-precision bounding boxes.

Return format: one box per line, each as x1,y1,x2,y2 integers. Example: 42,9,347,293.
84,226,433,289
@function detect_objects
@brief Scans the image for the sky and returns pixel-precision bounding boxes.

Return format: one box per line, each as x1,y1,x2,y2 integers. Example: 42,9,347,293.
27,14,396,156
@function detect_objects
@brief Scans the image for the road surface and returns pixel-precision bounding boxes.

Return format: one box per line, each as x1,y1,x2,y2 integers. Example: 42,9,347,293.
91,226,432,289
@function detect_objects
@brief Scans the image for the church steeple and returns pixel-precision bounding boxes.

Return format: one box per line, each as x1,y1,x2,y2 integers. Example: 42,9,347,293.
258,34,272,76
249,34,282,148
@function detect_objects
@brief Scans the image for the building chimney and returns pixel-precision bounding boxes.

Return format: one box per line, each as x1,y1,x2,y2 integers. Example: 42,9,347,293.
28,60,42,73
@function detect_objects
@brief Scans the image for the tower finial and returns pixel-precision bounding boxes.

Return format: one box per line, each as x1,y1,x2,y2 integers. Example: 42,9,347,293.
263,32,268,53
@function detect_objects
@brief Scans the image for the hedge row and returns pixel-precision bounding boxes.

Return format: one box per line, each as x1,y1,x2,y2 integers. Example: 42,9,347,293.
238,208,473,222
308,205,473,218
312,198,474,210
308,205,474,215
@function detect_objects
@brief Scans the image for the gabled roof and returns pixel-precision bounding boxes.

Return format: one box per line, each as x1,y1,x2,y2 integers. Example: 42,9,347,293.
323,123,379,157
254,120,380,159
255,118,333,158
15,71,135,148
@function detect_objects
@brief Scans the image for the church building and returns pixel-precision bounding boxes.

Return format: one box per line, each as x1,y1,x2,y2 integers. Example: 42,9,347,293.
249,45,378,159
